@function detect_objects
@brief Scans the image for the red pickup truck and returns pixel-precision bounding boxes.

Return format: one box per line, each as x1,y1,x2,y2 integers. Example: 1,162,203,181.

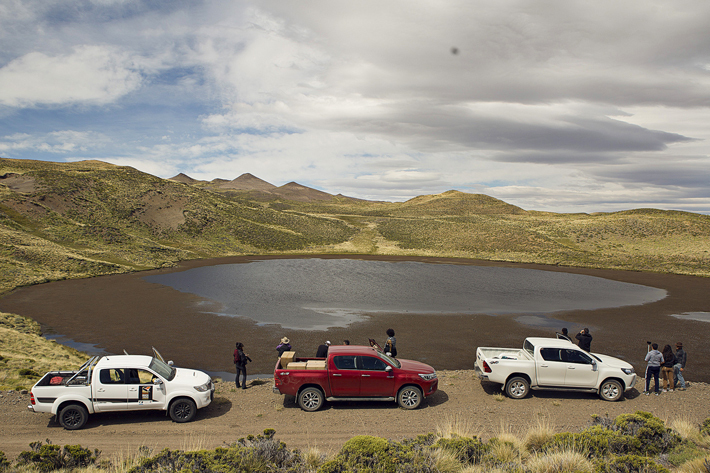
273,345,438,411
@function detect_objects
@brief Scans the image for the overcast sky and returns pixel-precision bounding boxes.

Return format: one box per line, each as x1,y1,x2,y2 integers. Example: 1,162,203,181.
1,0,709,213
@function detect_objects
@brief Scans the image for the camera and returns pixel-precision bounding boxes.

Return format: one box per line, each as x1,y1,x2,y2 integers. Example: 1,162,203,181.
647,341,652,345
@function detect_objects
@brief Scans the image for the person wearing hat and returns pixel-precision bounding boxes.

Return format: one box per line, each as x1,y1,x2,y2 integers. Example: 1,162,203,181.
674,342,687,390
315,341,331,358
276,337,292,358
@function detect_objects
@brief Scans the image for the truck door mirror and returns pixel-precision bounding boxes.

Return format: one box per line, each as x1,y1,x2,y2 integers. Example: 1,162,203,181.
385,366,393,372
153,378,163,385
592,361,598,372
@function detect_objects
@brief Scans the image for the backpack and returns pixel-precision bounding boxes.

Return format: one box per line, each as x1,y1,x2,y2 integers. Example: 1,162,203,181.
386,340,397,357
234,349,242,365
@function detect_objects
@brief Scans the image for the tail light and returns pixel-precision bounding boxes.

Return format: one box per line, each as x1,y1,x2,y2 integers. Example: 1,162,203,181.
30,393,36,405
483,361,492,373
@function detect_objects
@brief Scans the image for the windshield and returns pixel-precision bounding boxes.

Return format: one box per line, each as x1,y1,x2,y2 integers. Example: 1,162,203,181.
523,339,535,358
149,358,176,381
378,352,401,368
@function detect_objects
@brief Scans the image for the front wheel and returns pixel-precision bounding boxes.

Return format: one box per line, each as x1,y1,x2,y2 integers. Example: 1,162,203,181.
397,386,422,409
58,404,88,430
169,398,197,423
298,387,324,412
505,377,530,399
599,379,623,402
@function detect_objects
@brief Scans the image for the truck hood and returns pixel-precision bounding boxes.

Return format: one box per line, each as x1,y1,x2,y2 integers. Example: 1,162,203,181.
172,368,211,386
397,359,436,374
593,353,633,370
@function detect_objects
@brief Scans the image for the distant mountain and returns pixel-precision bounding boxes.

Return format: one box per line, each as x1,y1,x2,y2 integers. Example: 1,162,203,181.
218,173,277,192
273,182,334,202
168,173,204,185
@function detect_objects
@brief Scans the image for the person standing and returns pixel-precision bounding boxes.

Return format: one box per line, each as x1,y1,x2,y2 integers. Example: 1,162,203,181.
674,342,687,391
558,328,573,343
661,344,676,392
234,342,250,390
385,328,397,357
575,328,592,352
644,343,663,395
276,337,292,357
315,341,331,358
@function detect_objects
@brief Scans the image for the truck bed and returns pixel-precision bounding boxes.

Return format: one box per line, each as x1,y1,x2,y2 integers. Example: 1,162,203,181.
476,347,531,361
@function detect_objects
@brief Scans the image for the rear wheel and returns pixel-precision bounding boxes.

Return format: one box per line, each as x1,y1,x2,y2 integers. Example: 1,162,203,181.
298,387,324,412
169,398,197,423
599,379,623,402
505,377,530,399
58,404,88,430
397,386,422,409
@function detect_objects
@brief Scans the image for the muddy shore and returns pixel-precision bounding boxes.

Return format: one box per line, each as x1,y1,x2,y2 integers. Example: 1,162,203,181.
1,255,708,381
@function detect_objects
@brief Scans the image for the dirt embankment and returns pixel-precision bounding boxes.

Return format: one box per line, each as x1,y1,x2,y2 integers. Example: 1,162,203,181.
2,371,708,461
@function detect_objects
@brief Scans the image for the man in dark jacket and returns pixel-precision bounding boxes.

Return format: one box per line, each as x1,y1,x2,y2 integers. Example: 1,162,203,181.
315,341,331,358
234,342,250,390
674,342,687,390
575,328,592,352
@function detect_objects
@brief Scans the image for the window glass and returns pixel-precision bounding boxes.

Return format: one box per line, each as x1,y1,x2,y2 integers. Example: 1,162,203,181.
360,356,388,371
565,349,593,365
99,368,124,384
333,356,358,370
540,348,563,362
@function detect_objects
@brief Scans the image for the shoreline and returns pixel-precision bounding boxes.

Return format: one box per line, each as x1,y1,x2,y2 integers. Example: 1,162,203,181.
1,254,709,382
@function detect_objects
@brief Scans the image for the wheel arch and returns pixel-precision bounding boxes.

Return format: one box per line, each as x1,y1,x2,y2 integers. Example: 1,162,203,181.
505,373,532,386
297,383,325,397
600,376,627,390
55,399,90,417
397,383,424,397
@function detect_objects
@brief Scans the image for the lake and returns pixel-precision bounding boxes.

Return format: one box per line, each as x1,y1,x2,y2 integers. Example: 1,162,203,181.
143,258,667,330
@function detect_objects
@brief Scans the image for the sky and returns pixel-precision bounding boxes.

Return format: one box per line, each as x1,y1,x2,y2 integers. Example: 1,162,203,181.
1,0,709,214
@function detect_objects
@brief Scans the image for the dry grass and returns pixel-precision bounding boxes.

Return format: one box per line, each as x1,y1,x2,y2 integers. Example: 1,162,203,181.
676,456,710,473
526,448,593,473
524,414,556,453
436,414,480,439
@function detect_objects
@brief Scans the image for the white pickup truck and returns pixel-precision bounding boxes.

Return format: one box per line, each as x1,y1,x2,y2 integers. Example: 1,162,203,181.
475,337,636,401
28,354,215,430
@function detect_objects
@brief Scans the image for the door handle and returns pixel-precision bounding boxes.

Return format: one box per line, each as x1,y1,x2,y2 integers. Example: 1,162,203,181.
362,374,370,377
540,364,548,368
568,367,576,369
332,374,342,377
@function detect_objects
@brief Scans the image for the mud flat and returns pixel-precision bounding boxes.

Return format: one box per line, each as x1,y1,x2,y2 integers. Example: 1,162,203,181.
0,255,708,382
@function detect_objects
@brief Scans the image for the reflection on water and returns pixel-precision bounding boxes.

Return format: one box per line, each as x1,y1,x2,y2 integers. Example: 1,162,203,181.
671,312,710,322
143,258,667,330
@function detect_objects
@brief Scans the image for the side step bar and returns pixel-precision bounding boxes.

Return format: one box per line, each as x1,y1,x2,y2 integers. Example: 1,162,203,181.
326,397,395,402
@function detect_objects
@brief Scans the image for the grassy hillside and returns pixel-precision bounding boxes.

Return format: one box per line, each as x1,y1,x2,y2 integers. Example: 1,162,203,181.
1,157,709,300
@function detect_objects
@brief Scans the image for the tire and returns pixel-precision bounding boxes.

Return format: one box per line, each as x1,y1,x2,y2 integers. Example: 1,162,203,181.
505,377,530,399
599,379,623,402
298,387,324,412
169,398,197,423
397,386,422,409
58,403,88,430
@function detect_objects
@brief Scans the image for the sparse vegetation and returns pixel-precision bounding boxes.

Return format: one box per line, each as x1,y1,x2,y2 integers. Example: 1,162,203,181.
4,412,710,472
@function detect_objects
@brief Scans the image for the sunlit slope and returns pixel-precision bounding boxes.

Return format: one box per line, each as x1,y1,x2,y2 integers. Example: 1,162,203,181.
0,158,356,293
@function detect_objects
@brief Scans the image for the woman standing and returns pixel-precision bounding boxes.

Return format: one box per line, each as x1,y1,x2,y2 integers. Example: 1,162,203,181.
385,328,397,357
234,342,250,390
661,344,676,392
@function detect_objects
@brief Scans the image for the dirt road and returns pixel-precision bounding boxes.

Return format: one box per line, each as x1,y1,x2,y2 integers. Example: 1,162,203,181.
2,371,708,461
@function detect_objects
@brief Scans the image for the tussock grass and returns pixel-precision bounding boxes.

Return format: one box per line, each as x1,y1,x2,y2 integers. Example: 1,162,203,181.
526,448,593,473
436,414,480,439
524,415,556,453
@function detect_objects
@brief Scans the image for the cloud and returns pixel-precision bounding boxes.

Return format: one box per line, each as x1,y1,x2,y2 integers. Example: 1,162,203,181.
0,45,143,107
0,130,111,153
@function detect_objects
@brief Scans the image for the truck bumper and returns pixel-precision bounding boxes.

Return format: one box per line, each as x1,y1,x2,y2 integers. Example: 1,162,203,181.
474,364,488,381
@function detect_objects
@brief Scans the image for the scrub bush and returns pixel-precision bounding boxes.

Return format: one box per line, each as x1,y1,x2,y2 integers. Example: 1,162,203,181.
433,434,489,464
15,440,99,471
542,426,640,457
0,451,9,471
613,412,681,455
593,454,669,473
318,435,436,473
701,418,710,436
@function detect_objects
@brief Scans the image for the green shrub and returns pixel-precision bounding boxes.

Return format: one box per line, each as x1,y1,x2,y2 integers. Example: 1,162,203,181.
613,412,680,455
433,434,489,464
666,440,705,467
593,454,669,473
701,418,710,436
0,451,9,471
542,426,640,457
16,441,99,471
318,435,435,473
18,368,40,378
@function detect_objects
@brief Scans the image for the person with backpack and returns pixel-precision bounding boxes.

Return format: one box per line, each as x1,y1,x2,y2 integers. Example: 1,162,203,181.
233,342,251,390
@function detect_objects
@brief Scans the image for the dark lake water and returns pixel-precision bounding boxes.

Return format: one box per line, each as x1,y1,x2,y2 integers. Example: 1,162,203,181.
142,258,667,330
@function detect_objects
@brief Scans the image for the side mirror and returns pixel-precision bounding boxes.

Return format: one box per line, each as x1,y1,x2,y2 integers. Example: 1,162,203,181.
167,361,174,367
385,366,393,372
591,361,598,372
153,378,163,385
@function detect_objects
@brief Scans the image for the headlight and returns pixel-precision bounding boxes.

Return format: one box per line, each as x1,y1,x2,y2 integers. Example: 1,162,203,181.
194,381,211,392
419,372,437,381
621,368,635,375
